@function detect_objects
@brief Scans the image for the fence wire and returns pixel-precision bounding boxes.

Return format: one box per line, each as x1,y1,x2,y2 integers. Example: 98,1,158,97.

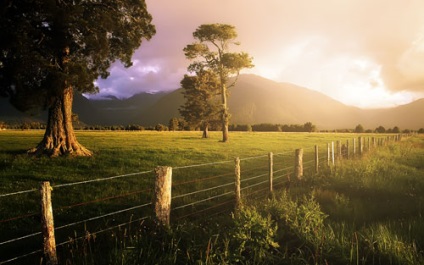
1,135,399,264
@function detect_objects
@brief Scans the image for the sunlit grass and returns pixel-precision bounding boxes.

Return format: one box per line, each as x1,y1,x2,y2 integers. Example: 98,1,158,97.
0,130,422,264
0,130,365,191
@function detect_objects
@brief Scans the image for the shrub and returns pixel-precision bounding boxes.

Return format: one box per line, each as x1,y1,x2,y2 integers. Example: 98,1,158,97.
265,192,327,244
228,206,279,263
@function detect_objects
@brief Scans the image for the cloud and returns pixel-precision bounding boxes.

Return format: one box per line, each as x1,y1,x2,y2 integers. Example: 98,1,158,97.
94,0,424,107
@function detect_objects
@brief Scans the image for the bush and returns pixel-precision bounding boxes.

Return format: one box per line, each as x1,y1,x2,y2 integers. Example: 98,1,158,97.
228,206,279,263
265,192,327,244
155,124,168,131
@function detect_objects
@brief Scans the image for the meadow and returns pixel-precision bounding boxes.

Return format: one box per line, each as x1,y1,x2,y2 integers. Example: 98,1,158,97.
0,130,423,264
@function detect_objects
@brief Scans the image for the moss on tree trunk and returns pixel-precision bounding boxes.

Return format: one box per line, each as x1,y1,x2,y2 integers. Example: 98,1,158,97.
28,87,92,157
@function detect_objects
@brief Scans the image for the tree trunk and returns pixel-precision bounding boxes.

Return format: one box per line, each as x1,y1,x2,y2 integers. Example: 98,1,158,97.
222,119,229,142
202,123,209,138
28,87,92,157
221,83,229,143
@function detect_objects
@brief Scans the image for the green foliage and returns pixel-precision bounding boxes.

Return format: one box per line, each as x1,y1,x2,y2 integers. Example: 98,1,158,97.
179,70,221,131
375,125,386,133
155,123,168,131
264,192,327,245
355,124,365,133
0,0,155,111
229,207,279,262
183,23,253,142
168,117,180,131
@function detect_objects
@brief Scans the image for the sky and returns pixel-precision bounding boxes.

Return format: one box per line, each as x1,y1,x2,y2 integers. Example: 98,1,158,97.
94,0,424,109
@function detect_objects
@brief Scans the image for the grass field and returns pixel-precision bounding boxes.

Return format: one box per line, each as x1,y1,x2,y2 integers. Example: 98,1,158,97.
0,130,375,190
0,130,423,264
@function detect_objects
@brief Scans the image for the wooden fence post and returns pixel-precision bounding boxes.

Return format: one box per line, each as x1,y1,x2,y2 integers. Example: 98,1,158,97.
154,166,172,226
331,142,335,166
353,138,356,157
346,139,350,159
294,149,303,180
40,181,58,265
359,137,363,156
327,143,330,166
269,152,273,193
336,141,341,160
234,157,241,209
314,145,319,174
367,137,370,151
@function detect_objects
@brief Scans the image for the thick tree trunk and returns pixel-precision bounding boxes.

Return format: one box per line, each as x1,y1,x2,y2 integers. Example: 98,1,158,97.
28,87,92,157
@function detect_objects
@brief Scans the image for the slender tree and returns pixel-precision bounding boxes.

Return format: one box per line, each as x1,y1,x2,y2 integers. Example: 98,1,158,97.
183,24,253,142
0,0,155,156
179,70,220,138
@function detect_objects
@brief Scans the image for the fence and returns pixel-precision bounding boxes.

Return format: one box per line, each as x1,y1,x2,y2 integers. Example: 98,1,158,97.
0,134,403,264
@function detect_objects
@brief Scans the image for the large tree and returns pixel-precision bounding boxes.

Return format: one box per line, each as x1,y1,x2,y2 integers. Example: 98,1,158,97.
183,24,253,142
0,0,155,156
179,70,220,138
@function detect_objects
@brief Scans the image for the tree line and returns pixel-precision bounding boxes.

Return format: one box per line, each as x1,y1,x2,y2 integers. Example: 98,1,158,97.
3,119,422,134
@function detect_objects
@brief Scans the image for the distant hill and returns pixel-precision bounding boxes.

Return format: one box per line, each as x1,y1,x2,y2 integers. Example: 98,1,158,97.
227,75,361,129
1,74,423,130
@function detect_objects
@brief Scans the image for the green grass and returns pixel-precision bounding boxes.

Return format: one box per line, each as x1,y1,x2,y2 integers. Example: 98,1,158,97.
0,130,377,190
0,130,422,264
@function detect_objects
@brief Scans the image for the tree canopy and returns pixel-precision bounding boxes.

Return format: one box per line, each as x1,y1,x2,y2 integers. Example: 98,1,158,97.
0,0,155,156
179,70,221,138
183,23,253,142
0,0,155,111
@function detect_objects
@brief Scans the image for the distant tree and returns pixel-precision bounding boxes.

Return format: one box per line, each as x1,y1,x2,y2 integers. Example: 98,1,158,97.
168,117,180,132
176,118,190,131
183,23,254,142
304,122,316,132
355,124,365,133
0,1,155,156
375,126,386,133
418,128,424,134
179,70,221,138
230,124,253,132
155,124,168,132
252,124,279,132
392,126,400,133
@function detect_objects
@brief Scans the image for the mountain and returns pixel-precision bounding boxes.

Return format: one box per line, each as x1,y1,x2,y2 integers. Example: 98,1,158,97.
1,74,423,130
227,75,361,129
78,92,166,125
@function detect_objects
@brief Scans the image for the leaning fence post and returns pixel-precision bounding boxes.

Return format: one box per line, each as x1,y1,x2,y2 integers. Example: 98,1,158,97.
234,157,241,209
314,145,319,174
294,149,303,180
154,166,172,226
269,152,273,193
40,181,58,265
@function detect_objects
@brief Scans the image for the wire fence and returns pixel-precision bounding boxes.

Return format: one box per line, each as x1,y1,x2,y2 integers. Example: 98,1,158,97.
0,134,403,264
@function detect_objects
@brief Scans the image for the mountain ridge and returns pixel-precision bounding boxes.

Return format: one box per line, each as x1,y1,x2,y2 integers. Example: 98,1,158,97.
1,74,423,130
